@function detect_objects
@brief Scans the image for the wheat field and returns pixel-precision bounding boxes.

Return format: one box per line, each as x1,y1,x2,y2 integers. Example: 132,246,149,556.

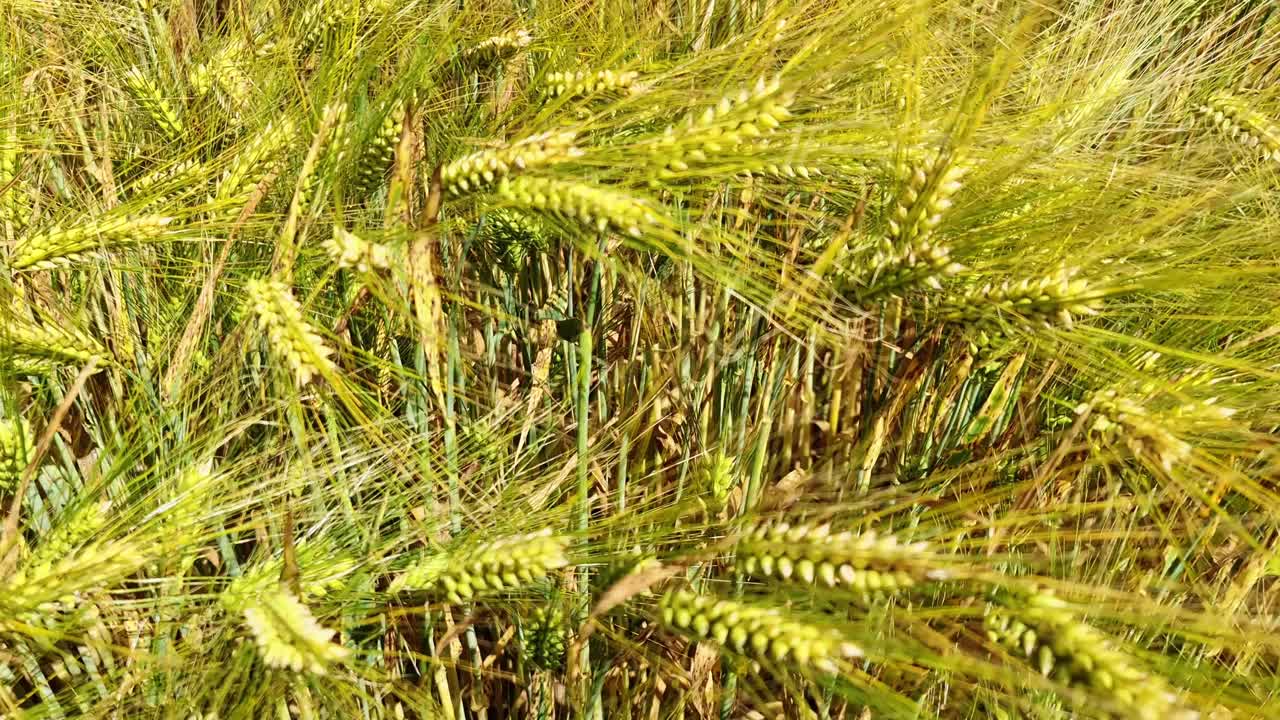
1,1,1279,718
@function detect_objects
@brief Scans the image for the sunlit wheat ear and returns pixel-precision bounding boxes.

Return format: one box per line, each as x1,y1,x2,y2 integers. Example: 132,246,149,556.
242,590,350,676
651,76,795,180
0,315,113,370
944,267,1107,333
245,278,337,386
324,227,392,273
122,66,184,140
215,117,297,211
1196,91,1280,162
442,131,582,197
8,213,174,269
388,529,570,603
351,101,404,194
735,522,949,592
465,29,532,65
496,176,663,238
887,151,966,248
985,593,1196,720
541,69,642,101
657,588,863,674
0,415,32,493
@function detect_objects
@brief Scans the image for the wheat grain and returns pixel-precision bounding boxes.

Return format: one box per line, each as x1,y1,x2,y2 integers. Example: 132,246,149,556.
0,315,113,369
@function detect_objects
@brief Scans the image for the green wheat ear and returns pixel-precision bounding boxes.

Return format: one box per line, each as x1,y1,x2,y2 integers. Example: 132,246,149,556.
243,590,351,676
944,267,1108,334
541,69,642,101
0,414,32,492
0,122,30,230
465,29,532,65
442,130,582,197
496,176,663,238
123,66,184,140
245,278,338,386
389,529,571,602
657,587,863,674
350,100,404,195
1196,91,1280,161
8,213,175,269
985,592,1196,720
0,315,113,370
25,500,113,578
215,117,297,212
522,604,568,671
650,76,795,180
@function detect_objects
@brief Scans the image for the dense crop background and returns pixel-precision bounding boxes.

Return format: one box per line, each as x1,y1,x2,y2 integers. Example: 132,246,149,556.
2,0,1279,718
